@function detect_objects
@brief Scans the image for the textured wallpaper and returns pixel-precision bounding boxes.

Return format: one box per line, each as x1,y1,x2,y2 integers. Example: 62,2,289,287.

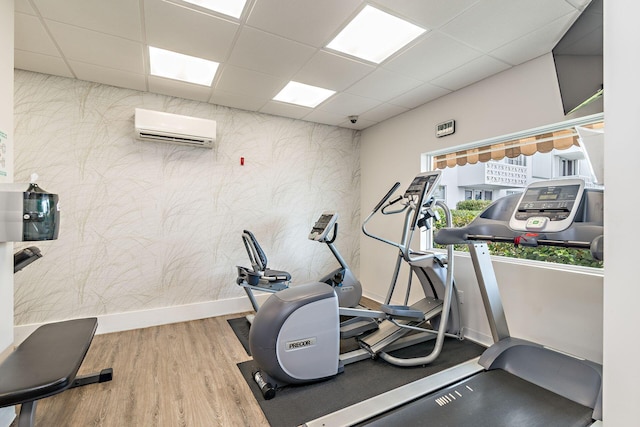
12,70,360,325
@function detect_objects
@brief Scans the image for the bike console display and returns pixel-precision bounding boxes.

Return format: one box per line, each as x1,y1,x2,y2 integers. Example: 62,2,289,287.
509,178,585,233
309,212,339,242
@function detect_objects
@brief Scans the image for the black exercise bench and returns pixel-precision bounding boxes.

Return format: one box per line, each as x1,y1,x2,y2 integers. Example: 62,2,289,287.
0,318,113,427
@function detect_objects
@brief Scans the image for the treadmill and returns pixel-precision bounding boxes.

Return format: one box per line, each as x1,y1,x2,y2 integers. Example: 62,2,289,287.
304,178,604,427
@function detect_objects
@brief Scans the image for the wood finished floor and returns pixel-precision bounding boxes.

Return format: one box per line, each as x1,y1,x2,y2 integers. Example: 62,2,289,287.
10,313,270,427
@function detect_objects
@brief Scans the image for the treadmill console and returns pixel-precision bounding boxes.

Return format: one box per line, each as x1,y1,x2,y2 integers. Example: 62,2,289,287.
509,178,585,233
309,212,338,242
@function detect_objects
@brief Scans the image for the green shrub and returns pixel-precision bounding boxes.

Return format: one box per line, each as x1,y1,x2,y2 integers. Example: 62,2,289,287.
456,199,492,211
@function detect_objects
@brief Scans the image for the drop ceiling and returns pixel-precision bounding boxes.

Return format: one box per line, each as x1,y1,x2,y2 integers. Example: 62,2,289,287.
14,0,592,130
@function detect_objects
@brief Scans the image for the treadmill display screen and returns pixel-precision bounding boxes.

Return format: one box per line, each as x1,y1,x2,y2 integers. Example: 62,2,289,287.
516,184,581,218
508,179,586,234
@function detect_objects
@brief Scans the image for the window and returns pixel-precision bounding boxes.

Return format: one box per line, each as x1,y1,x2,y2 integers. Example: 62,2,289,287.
424,114,604,268
465,189,492,201
506,155,526,166
559,158,577,176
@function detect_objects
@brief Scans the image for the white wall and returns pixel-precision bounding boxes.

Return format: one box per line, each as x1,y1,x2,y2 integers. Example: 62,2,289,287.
359,53,604,363
603,1,640,424
455,256,603,363
12,71,361,331
0,0,15,424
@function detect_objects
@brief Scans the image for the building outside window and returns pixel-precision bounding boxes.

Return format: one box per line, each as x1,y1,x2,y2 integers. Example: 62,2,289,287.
424,115,604,268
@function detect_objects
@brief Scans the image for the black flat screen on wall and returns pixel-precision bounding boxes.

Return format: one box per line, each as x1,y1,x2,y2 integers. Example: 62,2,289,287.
552,0,603,115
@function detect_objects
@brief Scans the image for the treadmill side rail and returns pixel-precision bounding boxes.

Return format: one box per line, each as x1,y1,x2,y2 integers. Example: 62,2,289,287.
303,357,484,427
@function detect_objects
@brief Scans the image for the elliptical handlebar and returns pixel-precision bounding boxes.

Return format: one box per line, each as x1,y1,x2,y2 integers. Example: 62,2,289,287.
362,172,443,253
362,182,405,249
372,182,401,214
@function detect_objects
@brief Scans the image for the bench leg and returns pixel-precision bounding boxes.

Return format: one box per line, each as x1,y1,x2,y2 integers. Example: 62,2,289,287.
70,368,113,389
18,401,37,427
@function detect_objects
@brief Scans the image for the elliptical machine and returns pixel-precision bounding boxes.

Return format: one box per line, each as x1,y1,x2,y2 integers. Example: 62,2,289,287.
236,212,363,312
249,171,462,398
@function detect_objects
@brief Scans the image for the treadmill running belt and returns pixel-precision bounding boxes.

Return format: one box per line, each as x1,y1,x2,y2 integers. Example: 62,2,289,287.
360,369,595,427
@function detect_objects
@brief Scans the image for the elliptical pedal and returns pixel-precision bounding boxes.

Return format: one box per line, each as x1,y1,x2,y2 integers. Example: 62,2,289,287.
339,316,379,340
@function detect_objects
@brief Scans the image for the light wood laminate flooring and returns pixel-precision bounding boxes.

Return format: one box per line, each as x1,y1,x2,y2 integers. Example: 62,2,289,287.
10,314,269,427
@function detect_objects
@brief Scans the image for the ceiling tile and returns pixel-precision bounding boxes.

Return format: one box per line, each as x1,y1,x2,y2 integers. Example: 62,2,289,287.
491,13,580,65
358,102,409,123
371,0,479,29
69,61,147,92
439,0,576,52
302,109,349,126
338,117,376,130
228,27,317,77
384,32,482,82
46,21,145,73
14,50,74,78
32,0,142,41
144,0,239,61
260,101,313,120
14,13,59,56
12,0,599,129
148,76,212,102
247,0,362,47
293,50,375,92
317,92,380,117
210,90,269,112
430,55,511,91
345,68,422,101
215,65,287,99
388,82,450,109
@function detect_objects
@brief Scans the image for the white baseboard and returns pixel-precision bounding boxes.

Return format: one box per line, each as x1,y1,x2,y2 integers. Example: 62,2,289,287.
13,294,269,345
0,407,15,427
13,292,492,350
460,328,493,349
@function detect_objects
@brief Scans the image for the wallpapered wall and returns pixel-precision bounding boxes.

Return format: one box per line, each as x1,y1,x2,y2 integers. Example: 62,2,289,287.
12,70,361,326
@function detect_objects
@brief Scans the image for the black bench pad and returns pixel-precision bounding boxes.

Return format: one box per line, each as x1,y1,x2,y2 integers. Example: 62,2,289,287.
0,318,97,407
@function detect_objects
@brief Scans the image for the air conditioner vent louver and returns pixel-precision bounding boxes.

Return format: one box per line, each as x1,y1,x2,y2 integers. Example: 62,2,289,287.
134,108,216,149
137,132,208,145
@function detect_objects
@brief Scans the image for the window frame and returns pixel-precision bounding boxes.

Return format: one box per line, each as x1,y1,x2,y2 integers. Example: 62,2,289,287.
420,113,604,271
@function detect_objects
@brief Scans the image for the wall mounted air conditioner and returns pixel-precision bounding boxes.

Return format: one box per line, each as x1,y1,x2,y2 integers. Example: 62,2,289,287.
134,108,216,148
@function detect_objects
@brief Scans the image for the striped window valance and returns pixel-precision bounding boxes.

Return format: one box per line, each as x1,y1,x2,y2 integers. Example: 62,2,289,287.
433,121,604,169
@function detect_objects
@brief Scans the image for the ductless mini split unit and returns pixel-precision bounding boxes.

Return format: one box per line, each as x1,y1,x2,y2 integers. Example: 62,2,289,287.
134,108,216,148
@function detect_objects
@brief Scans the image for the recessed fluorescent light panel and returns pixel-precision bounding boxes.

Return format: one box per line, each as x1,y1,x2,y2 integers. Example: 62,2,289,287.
149,46,219,86
273,81,336,108
327,5,427,64
182,0,248,19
